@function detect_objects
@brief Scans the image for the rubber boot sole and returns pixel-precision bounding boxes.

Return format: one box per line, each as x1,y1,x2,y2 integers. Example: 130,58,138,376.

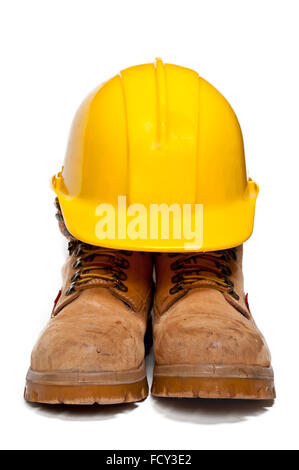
25,361,148,405
151,364,275,400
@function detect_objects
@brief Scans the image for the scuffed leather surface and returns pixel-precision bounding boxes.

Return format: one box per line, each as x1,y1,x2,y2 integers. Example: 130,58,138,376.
31,252,153,372
153,246,271,367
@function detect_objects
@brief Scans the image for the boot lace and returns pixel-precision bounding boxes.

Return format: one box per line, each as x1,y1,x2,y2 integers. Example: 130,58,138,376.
168,248,239,300
65,241,132,295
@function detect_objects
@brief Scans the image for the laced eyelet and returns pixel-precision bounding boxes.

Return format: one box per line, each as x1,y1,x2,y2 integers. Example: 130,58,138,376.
225,278,234,288
170,260,181,270
169,285,183,295
71,271,81,282
229,290,240,300
72,258,82,269
68,242,75,255
65,283,76,295
116,258,130,269
74,245,83,257
222,266,232,276
115,271,127,281
114,283,128,292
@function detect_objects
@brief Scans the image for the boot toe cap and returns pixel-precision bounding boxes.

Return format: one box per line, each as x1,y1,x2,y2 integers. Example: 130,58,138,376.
31,312,144,372
154,312,271,367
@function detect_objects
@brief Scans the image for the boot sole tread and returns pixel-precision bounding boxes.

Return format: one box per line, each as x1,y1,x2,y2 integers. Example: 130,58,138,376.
24,361,148,405
152,363,275,400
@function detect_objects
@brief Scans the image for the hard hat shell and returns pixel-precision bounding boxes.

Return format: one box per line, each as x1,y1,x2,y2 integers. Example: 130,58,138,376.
52,59,258,252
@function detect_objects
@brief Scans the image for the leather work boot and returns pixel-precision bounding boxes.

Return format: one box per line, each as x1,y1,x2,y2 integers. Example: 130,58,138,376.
152,246,275,399
25,203,153,405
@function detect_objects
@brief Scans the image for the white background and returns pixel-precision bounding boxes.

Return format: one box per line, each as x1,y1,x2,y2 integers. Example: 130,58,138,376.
1,0,298,450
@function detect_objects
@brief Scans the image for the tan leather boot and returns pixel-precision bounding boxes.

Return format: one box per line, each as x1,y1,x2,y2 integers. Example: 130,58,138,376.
25,206,153,405
152,246,275,399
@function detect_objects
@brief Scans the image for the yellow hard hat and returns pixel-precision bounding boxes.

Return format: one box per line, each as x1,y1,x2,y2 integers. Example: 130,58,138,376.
52,59,258,252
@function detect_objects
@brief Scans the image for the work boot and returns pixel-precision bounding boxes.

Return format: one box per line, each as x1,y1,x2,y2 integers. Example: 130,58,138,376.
152,246,275,399
25,202,153,405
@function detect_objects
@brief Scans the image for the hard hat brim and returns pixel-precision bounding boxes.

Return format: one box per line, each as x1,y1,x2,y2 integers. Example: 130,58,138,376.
54,181,258,252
